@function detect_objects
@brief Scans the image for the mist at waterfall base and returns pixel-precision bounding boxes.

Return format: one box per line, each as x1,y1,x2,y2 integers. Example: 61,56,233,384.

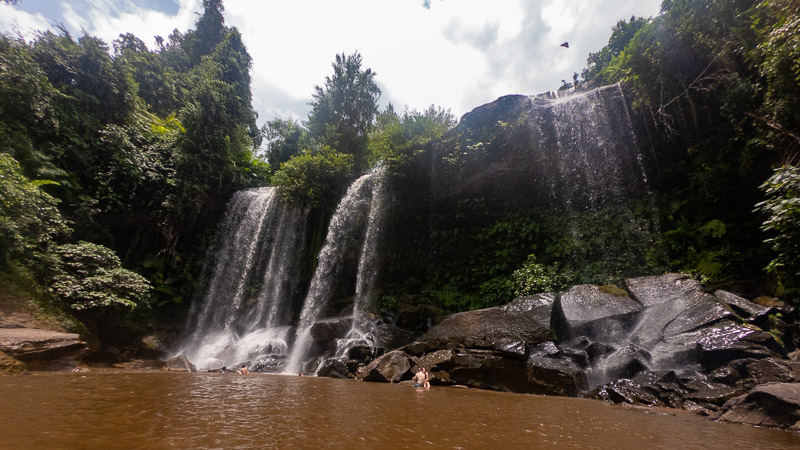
173,84,667,385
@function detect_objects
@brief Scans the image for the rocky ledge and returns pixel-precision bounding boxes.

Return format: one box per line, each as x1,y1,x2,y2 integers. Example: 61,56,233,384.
0,327,88,372
351,273,800,431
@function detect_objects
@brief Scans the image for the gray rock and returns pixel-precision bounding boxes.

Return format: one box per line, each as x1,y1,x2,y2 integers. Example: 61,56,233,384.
714,290,772,318
598,344,651,380
551,284,643,342
717,382,800,430
626,273,705,307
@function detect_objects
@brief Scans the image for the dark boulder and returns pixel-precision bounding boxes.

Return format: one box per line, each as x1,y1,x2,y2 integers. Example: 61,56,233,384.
680,378,743,406
441,349,533,392
375,322,415,350
316,358,349,379
551,284,642,342
708,366,741,385
416,292,554,352
527,355,588,396
360,350,419,383
164,354,196,372
745,358,800,384
717,383,800,430
588,378,663,406
135,332,174,359
310,318,353,341
598,344,652,380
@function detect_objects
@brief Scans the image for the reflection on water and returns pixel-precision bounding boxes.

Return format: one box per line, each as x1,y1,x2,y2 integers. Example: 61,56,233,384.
1,371,798,449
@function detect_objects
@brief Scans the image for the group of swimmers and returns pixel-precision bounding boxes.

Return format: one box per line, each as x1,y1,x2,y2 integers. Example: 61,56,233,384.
413,367,430,388
217,365,249,374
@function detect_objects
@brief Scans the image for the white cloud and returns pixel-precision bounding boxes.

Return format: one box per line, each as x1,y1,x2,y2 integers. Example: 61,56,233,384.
0,4,51,40
1,0,662,124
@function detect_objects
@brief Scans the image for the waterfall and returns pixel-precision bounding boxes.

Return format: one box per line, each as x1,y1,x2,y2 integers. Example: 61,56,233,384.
172,187,309,370
286,170,387,374
531,84,663,277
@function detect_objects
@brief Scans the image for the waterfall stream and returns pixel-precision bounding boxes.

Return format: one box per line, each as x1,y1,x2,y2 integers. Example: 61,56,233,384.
172,187,309,370
286,170,387,374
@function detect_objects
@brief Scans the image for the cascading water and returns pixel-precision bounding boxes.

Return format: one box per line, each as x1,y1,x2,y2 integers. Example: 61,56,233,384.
532,83,663,277
286,169,387,374
172,187,310,370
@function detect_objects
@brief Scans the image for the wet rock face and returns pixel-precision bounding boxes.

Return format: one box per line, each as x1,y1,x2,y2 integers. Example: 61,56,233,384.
551,285,642,342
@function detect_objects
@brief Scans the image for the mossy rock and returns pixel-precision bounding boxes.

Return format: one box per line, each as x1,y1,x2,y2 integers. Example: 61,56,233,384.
598,284,629,297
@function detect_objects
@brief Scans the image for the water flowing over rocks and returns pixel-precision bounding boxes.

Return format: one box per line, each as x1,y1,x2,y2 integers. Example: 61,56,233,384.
0,328,87,371
357,273,800,431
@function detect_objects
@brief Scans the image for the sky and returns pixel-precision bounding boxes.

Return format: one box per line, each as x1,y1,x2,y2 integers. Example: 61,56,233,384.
1,0,663,127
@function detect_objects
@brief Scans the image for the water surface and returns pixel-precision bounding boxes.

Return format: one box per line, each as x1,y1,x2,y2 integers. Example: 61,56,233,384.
1,371,798,449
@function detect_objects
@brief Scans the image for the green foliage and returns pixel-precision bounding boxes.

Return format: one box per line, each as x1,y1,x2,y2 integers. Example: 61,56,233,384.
261,117,307,172
574,0,800,294
0,0,269,334
512,254,573,296
368,104,456,173
0,154,69,268
272,146,354,207
757,165,800,277
307,52,380,172
51,241,151,311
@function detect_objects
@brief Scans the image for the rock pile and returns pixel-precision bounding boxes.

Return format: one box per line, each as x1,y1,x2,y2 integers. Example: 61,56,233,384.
354,274,800,430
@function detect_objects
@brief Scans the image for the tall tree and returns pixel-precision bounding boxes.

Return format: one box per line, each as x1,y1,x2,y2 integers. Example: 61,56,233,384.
307,52,380,172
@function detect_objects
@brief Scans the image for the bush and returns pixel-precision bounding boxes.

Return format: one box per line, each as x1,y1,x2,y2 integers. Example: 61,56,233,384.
511,254,573,296
51,241,151,311
272,146,354,207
